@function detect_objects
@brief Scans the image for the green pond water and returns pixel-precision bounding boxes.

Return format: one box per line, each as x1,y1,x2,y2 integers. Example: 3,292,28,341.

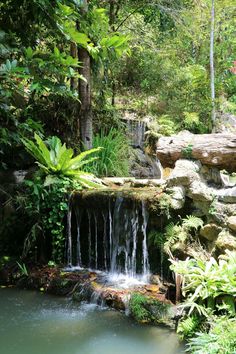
0,288,184,354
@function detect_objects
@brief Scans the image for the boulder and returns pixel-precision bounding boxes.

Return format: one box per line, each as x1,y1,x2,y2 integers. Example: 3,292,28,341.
217,186,236,203
200,165,222,185
227,216,236,232
215,229,236,251
167,159,201,187
167,186,186,210
200,223,222,241
220,171,236,188
187,180,214,202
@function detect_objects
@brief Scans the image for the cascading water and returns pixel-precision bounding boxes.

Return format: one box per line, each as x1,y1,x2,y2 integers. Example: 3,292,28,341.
127,120,146,148
67,194,152,283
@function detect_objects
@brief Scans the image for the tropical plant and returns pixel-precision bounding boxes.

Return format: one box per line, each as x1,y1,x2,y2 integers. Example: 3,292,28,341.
16,261,28,276
21,134,102,262
170,250,236,316
177,315,202,340
182,216,204,232
186,316,236,354
22,133,101,188
163,216,203,256
163,223,188,256
85,128,130,177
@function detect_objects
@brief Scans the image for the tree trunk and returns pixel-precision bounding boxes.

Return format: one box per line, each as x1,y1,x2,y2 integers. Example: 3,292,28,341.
78,46,93,149
210,0,216,125
70,42,78,91
78,0,93,149
155,132,236,171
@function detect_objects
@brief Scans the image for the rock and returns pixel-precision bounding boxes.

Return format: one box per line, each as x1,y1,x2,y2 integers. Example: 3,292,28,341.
187,180,214,202
209,201,236,224
129,148,162,178
156,132,236,171
131,179,149,187
220,171,236,188
200,165,222,185
200,223,222,241
148,179,166,187
217,186,236,203
167,186,186,209
227,216,236,232
150,274,163,286
167,159,201,187
215,229,236,251
103,177,130,186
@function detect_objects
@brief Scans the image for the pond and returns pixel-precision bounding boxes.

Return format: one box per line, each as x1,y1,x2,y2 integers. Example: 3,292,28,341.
0,288,184,354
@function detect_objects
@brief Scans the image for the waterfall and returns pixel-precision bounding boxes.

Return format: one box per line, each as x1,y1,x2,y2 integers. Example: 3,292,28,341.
67,204,72,267
67,194,151,280
75,208,82,267
87,210,92,268
141,201,150,277
127,120,147,148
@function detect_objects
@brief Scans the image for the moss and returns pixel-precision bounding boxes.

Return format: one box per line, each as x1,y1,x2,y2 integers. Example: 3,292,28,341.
129,293,172,325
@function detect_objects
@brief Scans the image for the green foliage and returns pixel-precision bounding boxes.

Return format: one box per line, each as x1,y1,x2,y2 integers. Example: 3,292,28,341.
163,222,188,256
163,215,203,256
174,251,236,352
129,293,171,324
85,128,130,177
182,144,193,159
182,216,204,231
129,293,150,322
186,316,236,354
170,250,236,316
177,315,201,340
158,193,172,218
148,231,165,249
146,115,177,141
22,134,101,262
16,261,28,276
24,176,74,263
22,133,100,188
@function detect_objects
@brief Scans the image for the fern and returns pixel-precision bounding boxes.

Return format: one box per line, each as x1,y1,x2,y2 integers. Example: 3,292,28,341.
163,223,188,255
148,231,165,248
182,216,203,231
177,315,201,339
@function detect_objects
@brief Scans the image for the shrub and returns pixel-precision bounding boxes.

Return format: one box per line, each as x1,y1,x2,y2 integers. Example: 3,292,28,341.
186,316,236,354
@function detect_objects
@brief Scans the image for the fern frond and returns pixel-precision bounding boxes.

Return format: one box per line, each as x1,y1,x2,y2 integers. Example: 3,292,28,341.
182,215,203,231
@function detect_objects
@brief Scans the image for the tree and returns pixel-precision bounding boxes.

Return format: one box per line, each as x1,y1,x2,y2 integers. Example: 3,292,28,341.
78,0,93,150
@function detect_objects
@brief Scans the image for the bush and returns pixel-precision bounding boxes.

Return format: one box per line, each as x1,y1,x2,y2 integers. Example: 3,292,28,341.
186,316,236,354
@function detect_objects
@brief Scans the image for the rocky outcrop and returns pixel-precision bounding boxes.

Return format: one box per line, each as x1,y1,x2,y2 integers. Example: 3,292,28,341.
129,148,163,178
167,159,201,187
200,224,222,241
165,159,236,256
156,131,236,171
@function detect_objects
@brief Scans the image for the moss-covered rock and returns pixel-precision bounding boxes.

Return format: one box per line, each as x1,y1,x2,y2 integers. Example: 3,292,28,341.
200,223,222,241
215,229,236,251
129,292,173,326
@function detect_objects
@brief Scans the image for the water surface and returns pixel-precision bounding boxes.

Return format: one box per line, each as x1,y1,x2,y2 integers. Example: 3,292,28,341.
0,288,184,354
